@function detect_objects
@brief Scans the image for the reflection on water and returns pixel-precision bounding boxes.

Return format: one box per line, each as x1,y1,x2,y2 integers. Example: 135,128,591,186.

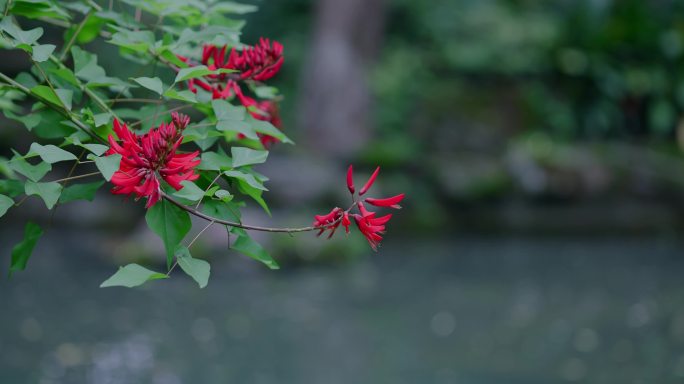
2,231,684,383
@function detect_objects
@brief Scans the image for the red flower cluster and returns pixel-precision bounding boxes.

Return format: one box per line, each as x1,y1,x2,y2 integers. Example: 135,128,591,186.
106,113,200,208
178,38,284,147
313,166,405,251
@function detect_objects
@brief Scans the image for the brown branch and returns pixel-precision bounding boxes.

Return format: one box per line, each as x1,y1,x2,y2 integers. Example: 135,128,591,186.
161,192,345,233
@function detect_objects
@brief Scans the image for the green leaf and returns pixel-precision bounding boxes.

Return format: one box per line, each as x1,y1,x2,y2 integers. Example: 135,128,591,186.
29,143,77,163
0,194,14,218
59,181,104,204
231,228,279,269
173,180,205,202
3,109,41,131
236,180,270,215
81,143,109,156
248,115,293,144
9,155,51,182
10,222,43,275
146,199,192,268
30,85,72,110
231,147,268,168
198,151,233,171
24,181,62,209
202,199,241,222
163,88,197,103
0,17,43,45
32,44,56,62
224,170,267,191
0,179,25,197
100,264,168,288
131,76,163,95
89,154,121,181
174,65,235,83
175,246,210,288
215,189,233,202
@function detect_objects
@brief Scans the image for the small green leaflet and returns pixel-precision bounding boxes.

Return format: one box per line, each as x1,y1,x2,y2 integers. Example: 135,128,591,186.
89,153,121,181
174,65,235,83
29,143,77,163
24,181,62,209
224,170,267,191
175,246,210,288
0,17,43,46
31,85,72,110
0,194,14,218
202,199,241,223
9,154,51,182
10,222,43,276
145,199,192,268
31,44,56,62
231,228,279,269
198,151,233,171
173,180,205,202
59,181,104,204
131,76,164,95
100,264,168,288
163,89,197,103
231,147,268,168
215,189,233,202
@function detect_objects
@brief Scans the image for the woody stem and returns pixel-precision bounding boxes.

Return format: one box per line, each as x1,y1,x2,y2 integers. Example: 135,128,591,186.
161,192,350,233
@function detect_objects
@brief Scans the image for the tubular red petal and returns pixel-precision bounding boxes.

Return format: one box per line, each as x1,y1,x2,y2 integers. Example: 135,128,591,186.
359,166,380,196
346,165,355,194
365,193,405,209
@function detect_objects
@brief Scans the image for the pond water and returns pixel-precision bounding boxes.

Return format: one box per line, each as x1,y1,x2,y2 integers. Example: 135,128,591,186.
2,232,684,383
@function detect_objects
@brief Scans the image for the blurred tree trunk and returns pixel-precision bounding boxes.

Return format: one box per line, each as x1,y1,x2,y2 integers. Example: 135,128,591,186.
298,0,386,157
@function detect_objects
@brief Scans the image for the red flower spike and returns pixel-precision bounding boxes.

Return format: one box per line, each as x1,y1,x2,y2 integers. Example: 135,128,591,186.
365,193,405,209
346,165,355,194
359,166,380,196
313,207,343,238
106,115,200,208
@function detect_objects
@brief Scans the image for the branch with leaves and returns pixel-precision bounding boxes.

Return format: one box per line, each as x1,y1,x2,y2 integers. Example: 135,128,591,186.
0,0,404,289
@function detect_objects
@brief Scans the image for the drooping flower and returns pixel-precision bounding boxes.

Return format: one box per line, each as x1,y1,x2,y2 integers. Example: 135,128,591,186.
106,113,200,208
313,207,343,238
353,212,393,251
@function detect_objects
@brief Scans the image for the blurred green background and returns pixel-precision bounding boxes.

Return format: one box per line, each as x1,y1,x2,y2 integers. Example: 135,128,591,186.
3,0,684,383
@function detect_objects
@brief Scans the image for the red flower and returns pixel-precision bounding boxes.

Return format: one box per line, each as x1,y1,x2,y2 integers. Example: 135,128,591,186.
106,113,200,208
353,212,392,251
313,165,404,251
313,207,343,238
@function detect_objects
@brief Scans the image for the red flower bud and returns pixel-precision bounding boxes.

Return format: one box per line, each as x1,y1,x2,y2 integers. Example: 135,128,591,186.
346,165,355,194
359,166,380,196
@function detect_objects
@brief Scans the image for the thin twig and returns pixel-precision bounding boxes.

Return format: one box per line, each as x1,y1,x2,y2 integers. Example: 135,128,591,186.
167,220,215,275
60,10,93,61
162,192,347,233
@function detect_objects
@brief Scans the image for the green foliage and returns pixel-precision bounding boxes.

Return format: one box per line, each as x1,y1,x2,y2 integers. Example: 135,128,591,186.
175,245,210,288
10,222,43,275
24,181,62,209
59,181,104,204
146,199,192,268
0,0,295,288
231,147,268,168
100,264,168,288
0,194,14,218
231,228,279,269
